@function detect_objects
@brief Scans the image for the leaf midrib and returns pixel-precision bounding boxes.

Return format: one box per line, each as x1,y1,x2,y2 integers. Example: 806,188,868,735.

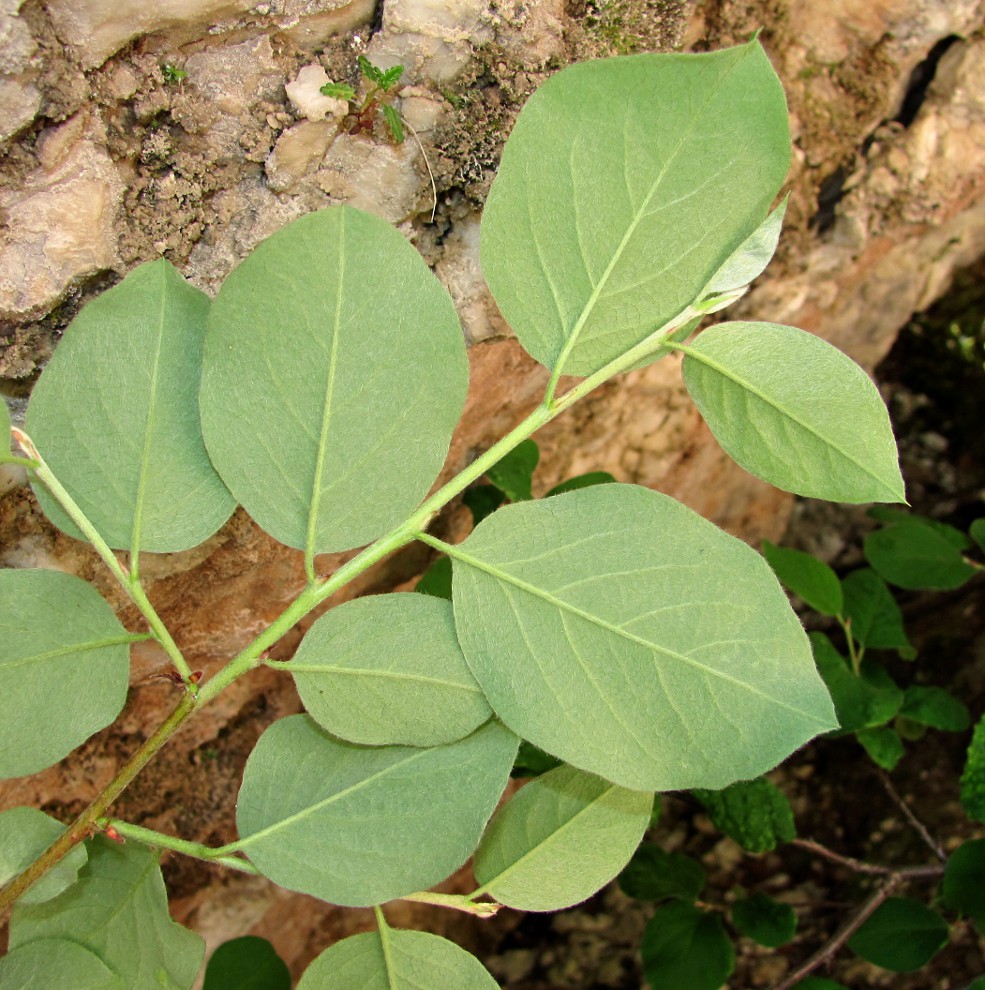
1,633,137,672
289,663,484,694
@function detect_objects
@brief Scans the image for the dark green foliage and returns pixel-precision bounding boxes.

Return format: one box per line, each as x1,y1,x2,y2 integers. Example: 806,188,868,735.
618,843,705,902
730,892,797,947
414,555,453,599
961,716,985,822
847,897,948,971
203,936,290,990
692,777,795,853
763,540,843,615
485,439,539,502
864,522,976,590
942,839,985,926
641,901,734,990
545,471,617,496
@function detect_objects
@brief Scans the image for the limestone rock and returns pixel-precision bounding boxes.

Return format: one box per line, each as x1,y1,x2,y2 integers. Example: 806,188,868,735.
0,113,123,319
0,76,40,142
0,1,40,141
265,119,338,192
284,64,349,122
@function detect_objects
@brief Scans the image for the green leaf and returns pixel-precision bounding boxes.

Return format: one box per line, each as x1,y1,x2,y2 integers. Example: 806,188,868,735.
415,555,453,599
486,439,539,502
10,836,204,990
26,260,235,553
235,715,517,906
0,939,124,990
961,715,985,822
702,196,788,299
942,839,985,925
864,523,976,590
380,65,404,90
201,206,468,555
731,892,796,947
481,41,790,377
545,471,617,497
970,518,985,555
382,104,404,142
463,485,506,526
762,541,843,616
0,569,132,779
847,896,948,971
289,594,492,747
901,686,970,732
320,82,356,100
473,763,651,911
296,927,499,990
856,726,904,770
203,936,291,990
810,632,903,732
682,322,905,503
693,777,796,853
0,808,87,905
0,399,12,462
618,843,705,902
641,901,735,990
512,740,562,778
450,484,836,791
841,568,913,654
868,507,971,549
357,55,385,87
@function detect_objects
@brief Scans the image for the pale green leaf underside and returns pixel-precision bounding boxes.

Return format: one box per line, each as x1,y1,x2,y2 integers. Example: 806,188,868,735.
480,40,790,377
291,594,491,747
451,485,836,791
0,939,124,990
296,929,499,990
682,322,905,503
236,716,518,906
0,570,132,780
26,259,235,553
474,763,651,911
0,807,87,905
704,196,787,297
10,837,204,990
201,206,468,555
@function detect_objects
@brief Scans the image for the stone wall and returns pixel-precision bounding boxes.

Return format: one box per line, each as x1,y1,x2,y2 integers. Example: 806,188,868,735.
2,0,985,977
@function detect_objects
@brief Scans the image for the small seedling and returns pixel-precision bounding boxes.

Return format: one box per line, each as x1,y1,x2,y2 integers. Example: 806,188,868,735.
321,54,405,142
161,63,188,87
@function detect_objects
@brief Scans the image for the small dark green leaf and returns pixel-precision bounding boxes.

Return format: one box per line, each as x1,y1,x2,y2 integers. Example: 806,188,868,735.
320,82,355,101
462,485,506,526
382,104,404,142
357,55,385,86
415,555,453,599
10,836,204,989
841,569,913,655
0,939,123,990
692,777,795,853
545,471,617,497
961,715,985,822
901,686,970,732
296,927,499,989
848,896,948,971
856,726,904,771
731,892,796,947
811,632,903,732
0,808,87,905
203,936,290,990
762,541,843,616
641,901,735,990
970,519,985,555
380,65,404,90
618,843,705,902
511,740,562,778
864,523,976,590
942,838,985,925
486,439,539,502
868,507,971,549
0,569,133,779
966,977,985,990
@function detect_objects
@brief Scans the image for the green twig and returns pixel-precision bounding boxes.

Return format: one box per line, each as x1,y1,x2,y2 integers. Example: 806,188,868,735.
99,819,259,874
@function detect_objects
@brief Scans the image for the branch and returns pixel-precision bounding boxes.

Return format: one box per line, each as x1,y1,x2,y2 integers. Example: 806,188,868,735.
877,769,947,862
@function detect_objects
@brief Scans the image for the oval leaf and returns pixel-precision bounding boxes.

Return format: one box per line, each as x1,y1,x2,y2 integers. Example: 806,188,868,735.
682,322,905,503
290,594,491,747
942,838,985,925
618,843,706,903
641,901,735,990
450,484,836,791
296,928,499,990
0,808,87,905
203,936,290,990
692,777,796,853
901,686,970,732
201,206,468,555
235,715,518,907
762,541,843,616
0,569,133,779
847,896,948,971
864,522,976,590
0,939,124,990
731,892,797,947
856,725,904,771
26,260,234,553
841,568,913,654
474,763,651,911
480,40,790,376
10,836,204,989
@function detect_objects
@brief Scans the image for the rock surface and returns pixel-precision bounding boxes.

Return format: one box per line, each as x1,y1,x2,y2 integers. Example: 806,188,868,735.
2,0,985,980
